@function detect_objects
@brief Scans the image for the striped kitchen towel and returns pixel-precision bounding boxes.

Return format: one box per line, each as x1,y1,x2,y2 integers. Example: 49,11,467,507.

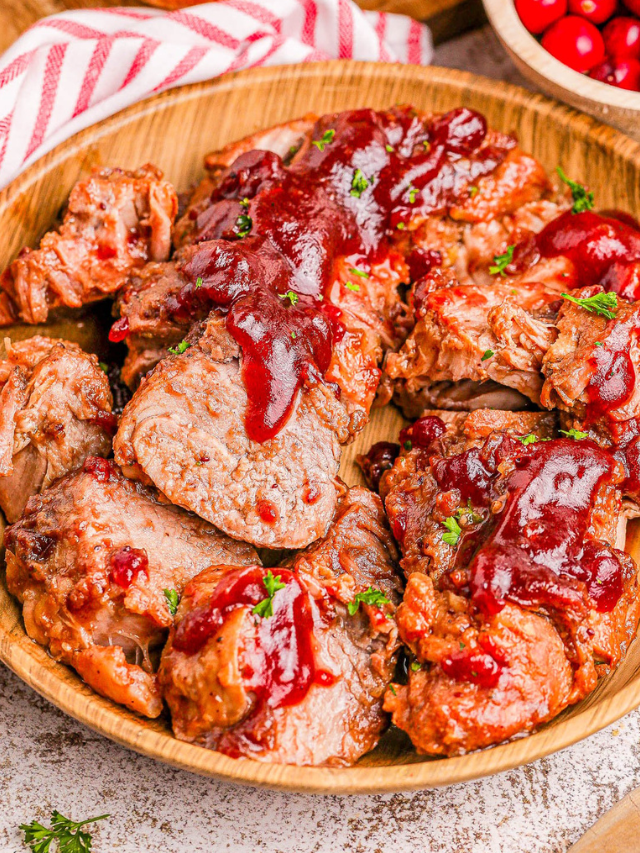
0,0,432,188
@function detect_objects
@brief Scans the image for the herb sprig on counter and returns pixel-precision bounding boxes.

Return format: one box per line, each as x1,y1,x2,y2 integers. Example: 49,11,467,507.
20,810,109,853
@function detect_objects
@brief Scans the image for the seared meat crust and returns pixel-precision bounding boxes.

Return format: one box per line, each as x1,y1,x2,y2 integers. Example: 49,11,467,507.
0,336,114,522
159,487,402,765
4,459,258,718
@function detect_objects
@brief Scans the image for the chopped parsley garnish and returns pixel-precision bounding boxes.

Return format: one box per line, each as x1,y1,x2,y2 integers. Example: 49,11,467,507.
20,810,109,853
348,586,390,616
349,268,369,278
396,222,406,230
481,349,494,361
561,291,617,319
239,197,250,209
441,516,462,547
410,661,422,672
195,276,203,289
98,361,108,374
423,140,431,151
489,245,515,276
278,290,299,306
556,166,594,214
517,433,538,445
595,341,603,346
408,186,419,204
350,169,370,198
469,185,479,198
559,428,589,440
312,129,335,152
168,340,190,355
345,281,360,292
403,440,412,451
455,500,482,525
385,144,394,153
389,684,397,696
252,570,286,619
163,589,179,616
291,331,297,339
235,213,252,238
459,641,466,650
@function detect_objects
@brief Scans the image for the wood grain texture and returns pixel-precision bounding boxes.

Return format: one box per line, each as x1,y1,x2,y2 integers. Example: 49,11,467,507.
569,786,640,852
2,61,640,793
0,0,475,55
483,0,640,141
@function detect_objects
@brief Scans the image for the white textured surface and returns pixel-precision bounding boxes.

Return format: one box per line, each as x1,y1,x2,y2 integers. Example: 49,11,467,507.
1,25,638,853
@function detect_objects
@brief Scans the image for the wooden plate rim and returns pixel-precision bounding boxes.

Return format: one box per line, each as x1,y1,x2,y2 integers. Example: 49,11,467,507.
1,60,640,793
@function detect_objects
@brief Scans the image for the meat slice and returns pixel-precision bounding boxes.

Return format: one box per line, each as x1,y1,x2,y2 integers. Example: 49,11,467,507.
114,314,350,549
380,412,639,755
385,271,559,415
4,458,258,717
0,336,114,522
0,165,178,325
114,261,190,388
159,487,402,766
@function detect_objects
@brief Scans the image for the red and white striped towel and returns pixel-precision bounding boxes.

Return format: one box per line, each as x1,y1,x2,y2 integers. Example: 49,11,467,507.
0,0,432,188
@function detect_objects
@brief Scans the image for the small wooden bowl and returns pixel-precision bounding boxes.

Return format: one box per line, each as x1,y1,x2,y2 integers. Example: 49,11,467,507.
483,0,640,141
2,61,640,793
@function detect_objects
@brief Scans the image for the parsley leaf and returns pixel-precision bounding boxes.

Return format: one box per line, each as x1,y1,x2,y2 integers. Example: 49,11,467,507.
347,586,390,616
517,433,538,445
396,222,406,230
20,811,109,853
345,281,360,292
410,661,422,672
252,570,286,619
559,428,589,440
489,245,515,276
195,276,203,289
312,129,335,152
239,197,250,209
385,144,394,153
481,349,494,361
278,290,299,306
168,340,190,355
98,361,108,374
291,331,297,339
349,267,369,278
403,439,412,451
235,213,252,238
557,166,594,214
595,341,603,346
350,169,370,198
455,500,483,525
408,186,419,204
163,589,179,617
441,516,462,547
469,185,479,198
561,291,618,319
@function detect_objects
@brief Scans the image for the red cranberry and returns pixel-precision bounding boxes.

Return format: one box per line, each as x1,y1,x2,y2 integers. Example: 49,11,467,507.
357,441,400,492
590,56,640,89
109,546,149,589
399,415,446,450
603,16,640,59
515,0,567,33
568,0,617,23
541,16,606,72
109,316,130,343
407,247,442,282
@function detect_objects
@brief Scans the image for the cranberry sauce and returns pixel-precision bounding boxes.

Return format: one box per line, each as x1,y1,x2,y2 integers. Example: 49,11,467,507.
399,414,446,449
529,210,640,300
357,441,400,492
586,318,639,421
109,546,149,589
173,566,322,710
82,456,117,482
441,648,503,689
161,107,509,442
468,439,625,616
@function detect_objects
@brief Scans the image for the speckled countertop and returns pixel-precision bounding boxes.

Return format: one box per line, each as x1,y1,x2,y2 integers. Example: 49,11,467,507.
2,26,639,853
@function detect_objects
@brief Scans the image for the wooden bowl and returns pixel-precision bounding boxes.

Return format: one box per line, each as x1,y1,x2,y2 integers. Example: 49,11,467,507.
2,61,640,793
483,0,640,141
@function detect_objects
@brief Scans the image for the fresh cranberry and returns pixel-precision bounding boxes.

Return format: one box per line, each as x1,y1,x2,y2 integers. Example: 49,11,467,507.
541,16,606,72
399,415,446,449
568,0,617,23
603,16,640,59
515,0,567,33
590,56,640,89
622,0,640,15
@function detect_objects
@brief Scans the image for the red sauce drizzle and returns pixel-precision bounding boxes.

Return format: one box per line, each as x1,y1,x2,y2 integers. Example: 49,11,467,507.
158,107,512,442
585,314,640,421
441,649,503,689
83,456,116,482
468,439,626,616
173,566,324,710
532,210,640,300
109,545,149,589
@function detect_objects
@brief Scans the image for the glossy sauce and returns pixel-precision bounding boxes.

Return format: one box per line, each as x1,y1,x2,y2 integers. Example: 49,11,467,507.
173,566,325,710
158,107,511,442
468,439,625,616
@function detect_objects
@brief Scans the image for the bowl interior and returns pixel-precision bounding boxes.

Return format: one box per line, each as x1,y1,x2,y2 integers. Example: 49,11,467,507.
2,61,640,793
482,0,640,140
